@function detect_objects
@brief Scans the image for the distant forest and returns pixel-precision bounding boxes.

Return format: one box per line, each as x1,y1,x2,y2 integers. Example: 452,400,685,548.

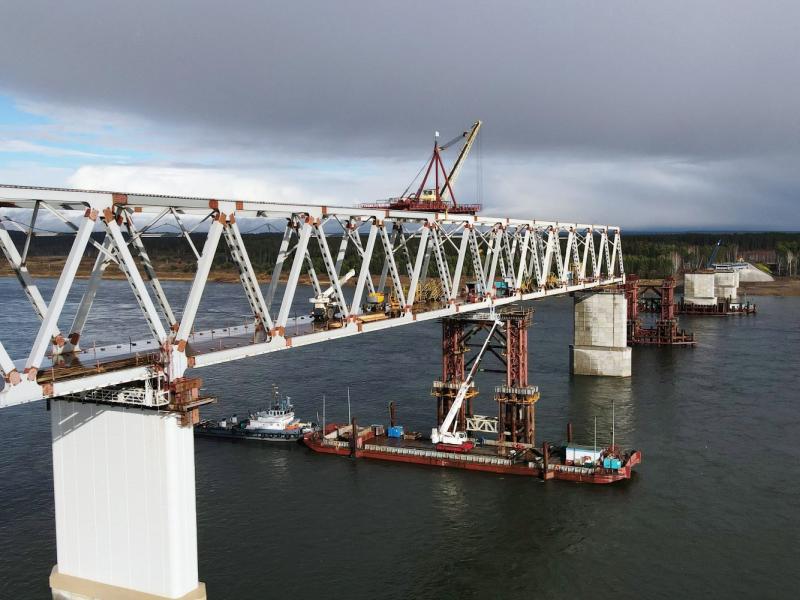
8,230,800,280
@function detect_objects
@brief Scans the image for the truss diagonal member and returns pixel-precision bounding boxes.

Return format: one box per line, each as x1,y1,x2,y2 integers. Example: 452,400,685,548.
313,220,349,319
571,229,582,280
581,229,593,280
276,218,313,331
528,229,543,287
405,222,430,311
379,223,406,307
396,223,415,278
0,341,20,384
266,221,294,307
0,221,56,326
334,222,350,277
486,226,504,295
223,216,274,332
63,234,115,352
614,230,625,278
175,212,225,346
124,212,177,329
430,225,452,300
515,227,531,290
541,228,556,285
170,208,201,260
102,209,168,345
599,229,612,279
350,221,378,316
449,224,471,302
468,226,487,297
24,209,97,379
610,229,622,278
304,249,323,298
562,229,575,283
350,224,376,295
377,225,399,293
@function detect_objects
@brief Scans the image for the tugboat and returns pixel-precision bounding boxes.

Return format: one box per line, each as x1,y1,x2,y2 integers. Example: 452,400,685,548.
195,385,317,442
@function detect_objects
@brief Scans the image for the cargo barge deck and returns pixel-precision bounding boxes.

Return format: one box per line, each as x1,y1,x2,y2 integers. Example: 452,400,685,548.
303,425,640,484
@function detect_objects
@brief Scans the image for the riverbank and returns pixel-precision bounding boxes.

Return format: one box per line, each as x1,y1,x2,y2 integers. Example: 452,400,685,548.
3,257,798,295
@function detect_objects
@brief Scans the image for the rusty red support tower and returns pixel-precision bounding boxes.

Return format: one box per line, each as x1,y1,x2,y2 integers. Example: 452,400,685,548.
435,308,539,450
495,309,538,448
624,276,696,346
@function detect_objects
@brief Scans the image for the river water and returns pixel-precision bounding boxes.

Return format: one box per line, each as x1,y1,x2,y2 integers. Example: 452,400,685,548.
0,278,798,599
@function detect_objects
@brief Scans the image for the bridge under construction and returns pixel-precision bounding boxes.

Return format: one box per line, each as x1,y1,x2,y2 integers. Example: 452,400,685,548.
1,183,626,599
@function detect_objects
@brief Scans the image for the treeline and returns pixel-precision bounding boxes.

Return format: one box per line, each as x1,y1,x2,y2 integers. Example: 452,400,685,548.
9,230,800,280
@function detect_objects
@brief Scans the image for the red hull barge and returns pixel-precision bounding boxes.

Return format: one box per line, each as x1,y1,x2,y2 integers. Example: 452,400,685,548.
303,426,640,485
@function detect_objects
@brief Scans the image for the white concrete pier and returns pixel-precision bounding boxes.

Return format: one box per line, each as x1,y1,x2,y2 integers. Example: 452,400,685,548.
684,272,717,306
570,291,631,377
50,401,205,600
714,269,739,301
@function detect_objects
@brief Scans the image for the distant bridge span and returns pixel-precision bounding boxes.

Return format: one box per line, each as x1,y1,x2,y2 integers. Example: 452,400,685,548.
0,183,624,408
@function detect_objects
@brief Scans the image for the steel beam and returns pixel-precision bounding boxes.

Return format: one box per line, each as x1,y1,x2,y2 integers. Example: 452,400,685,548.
24,210,97,377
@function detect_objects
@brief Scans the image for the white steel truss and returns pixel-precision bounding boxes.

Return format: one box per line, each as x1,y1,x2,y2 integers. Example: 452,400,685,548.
0,184,624,408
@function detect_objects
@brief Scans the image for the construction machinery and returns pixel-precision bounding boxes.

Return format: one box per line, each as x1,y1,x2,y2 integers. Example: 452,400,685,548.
362,120,482,214
430,315,502,452
310,269,355,323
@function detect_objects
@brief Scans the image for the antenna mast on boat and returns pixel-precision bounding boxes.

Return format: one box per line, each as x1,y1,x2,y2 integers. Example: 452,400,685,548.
594,416,597,456
612,401,615,448
322,394,326,435
347,387,351,424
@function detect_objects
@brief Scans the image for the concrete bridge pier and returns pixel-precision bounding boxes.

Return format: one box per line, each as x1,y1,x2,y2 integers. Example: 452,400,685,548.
570,291,631,377
49,400,205,600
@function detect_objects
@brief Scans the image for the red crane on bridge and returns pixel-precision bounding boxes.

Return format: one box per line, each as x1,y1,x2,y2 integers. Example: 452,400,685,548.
362,120,483,215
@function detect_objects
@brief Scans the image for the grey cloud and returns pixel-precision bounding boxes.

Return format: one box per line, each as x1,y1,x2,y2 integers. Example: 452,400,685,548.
2,1,800,158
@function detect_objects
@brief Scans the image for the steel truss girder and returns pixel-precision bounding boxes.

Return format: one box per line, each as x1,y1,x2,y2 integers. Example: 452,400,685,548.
0,183,624,407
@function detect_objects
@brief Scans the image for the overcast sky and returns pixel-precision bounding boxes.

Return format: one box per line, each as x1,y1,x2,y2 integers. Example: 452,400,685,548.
1,1,799,229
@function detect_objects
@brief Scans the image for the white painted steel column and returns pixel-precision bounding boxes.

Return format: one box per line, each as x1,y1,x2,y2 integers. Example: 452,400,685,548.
515,228,531,290
225,218,274,331
103,211,168,344
379,224,406,307
125,213,177,328
0,341,17,381
314,222,349,319
64,235,115,351
265,223,293,307
276,220,312,330
485,227,503,296
449,225,471,301
0,222,54,323
562,230,574,283
24,210,96,377
175,214,224,344
49,401,204,599
350,222,378,315
405,224,430,310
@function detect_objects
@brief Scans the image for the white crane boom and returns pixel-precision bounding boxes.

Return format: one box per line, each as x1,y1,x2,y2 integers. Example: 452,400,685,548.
439,120,482,204
432,316,501,445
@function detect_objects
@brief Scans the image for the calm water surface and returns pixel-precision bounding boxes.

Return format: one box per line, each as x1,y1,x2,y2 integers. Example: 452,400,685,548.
0,278,798,599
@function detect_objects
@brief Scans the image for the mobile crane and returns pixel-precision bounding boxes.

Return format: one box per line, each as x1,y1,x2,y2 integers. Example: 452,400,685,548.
309,269,355,322
430,315,502,452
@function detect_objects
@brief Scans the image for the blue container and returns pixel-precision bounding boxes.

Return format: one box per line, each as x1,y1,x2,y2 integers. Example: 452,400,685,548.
603,457,622,469
387,426,404,438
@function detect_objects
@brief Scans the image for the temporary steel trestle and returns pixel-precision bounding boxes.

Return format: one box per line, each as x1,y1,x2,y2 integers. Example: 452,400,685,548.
0,184,625,409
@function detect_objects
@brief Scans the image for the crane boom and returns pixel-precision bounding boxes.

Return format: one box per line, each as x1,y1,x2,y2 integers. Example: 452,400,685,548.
432,316,501,446
439,120,482,205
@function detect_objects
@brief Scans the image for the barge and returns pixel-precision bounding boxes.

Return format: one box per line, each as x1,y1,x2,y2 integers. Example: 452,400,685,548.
303,424,640,484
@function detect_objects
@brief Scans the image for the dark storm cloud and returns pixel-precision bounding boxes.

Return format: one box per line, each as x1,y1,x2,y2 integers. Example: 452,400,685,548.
2,0,799,159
